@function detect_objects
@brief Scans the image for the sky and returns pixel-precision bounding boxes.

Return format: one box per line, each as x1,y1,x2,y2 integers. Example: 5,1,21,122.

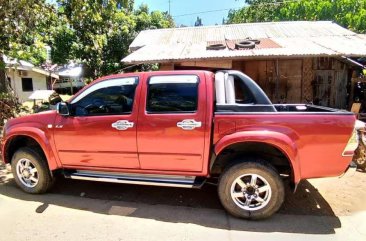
134,0,245,27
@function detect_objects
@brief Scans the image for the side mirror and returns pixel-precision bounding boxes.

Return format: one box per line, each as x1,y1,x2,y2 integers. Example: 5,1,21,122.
56,102,70,116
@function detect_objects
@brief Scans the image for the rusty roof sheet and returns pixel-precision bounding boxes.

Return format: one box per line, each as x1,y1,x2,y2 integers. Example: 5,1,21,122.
122,21,366,63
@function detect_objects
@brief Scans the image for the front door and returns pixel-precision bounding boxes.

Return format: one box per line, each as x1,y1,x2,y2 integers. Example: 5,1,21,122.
53,77,140,169
137,74,206,172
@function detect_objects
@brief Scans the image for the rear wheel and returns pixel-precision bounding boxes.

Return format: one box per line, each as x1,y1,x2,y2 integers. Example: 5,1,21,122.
11,147,54,194
218,160,284,219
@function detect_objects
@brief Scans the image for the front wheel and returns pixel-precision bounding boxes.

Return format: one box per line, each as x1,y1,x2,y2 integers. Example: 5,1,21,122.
11,147,54,194
218,161,285,219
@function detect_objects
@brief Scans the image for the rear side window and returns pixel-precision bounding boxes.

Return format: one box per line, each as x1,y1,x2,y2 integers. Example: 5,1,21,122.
147,75,199,113
234,77,254,104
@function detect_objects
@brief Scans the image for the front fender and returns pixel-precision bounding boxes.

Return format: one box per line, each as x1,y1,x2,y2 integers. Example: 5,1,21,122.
214,130,301,183
3,125,60,170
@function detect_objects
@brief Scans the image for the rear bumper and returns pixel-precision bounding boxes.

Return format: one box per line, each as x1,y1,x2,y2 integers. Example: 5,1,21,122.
341,161,357,178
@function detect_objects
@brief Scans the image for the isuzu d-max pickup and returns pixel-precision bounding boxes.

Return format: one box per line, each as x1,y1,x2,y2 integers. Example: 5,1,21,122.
0,70,359,219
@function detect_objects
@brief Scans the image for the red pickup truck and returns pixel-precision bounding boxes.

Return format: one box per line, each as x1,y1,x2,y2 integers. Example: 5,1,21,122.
0,70,358,219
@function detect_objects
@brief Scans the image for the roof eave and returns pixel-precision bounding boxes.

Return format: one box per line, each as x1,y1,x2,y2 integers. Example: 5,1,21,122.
122,53,366,65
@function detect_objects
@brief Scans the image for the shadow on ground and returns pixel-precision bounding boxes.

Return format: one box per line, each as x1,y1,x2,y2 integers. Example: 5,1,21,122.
0,165,341,235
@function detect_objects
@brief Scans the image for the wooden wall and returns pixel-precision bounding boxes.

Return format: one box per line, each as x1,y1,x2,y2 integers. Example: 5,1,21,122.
312,57,348,109
232,57,349,108
163,57,350,109
233,59,305,104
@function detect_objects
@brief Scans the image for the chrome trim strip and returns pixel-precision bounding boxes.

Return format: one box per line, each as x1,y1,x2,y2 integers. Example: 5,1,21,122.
69,174,195,188
76,170,196,180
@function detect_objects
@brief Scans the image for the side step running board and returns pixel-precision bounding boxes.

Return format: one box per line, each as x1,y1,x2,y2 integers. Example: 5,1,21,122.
64,170,205,188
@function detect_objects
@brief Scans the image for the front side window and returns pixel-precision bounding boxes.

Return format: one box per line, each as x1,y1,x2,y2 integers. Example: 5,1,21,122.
147,75,199,113
71,77,138,116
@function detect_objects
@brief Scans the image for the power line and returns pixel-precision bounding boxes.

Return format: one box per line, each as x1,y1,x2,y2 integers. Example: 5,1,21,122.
173,8,233,18
172,0,302,18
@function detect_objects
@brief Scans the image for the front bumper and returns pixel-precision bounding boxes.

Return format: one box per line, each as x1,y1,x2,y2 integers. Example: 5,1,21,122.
341,161,357,178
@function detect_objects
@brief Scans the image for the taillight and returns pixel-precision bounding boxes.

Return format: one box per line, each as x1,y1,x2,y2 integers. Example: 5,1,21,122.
342,129,358,156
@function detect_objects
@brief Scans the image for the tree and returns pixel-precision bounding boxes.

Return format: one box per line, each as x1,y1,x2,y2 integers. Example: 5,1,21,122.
53,1,174,78
227,0,366,34
0,0,175,86
0,0,57,92
0,0,57,127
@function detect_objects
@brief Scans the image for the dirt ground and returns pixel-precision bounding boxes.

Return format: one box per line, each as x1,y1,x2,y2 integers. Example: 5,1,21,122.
1,162,366,241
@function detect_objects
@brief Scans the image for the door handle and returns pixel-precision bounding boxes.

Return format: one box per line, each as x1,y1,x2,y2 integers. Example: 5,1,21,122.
112,120,134,131
177,119,202,130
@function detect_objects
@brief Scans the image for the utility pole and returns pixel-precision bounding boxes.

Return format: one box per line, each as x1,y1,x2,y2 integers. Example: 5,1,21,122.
168,0,171,15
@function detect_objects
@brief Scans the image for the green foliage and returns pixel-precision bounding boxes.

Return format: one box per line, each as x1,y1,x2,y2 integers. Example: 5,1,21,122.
0,92,23,127
0,0,58,65
0,0,59,94
51,19,78,65
0,0,174,81
227,0,366,33
54,1,175,78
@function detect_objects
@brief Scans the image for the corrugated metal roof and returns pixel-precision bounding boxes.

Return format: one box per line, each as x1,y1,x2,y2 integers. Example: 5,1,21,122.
122,21,366,63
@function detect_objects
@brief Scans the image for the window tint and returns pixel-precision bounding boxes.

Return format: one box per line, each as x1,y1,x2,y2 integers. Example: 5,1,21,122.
72,80,137,116
22,78,33,92
147,78,198,113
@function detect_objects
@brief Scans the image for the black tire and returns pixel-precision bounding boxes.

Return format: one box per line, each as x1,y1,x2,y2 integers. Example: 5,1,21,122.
218,160,284,220
235,41,255,49
11,147,54,194
248,39,261,44
207,43,226,50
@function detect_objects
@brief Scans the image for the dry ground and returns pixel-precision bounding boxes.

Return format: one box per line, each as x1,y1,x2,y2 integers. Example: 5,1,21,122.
1,162,366,241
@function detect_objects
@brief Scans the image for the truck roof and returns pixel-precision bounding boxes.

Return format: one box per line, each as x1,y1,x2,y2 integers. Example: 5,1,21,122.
67,70,214,104
93,70,214,84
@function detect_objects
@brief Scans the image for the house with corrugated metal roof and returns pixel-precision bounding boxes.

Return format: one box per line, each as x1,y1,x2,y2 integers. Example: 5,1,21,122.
122,21,366,109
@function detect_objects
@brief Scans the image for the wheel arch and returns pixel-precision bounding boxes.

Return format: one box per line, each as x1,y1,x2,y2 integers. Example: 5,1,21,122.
3,128,59,171
212,131,301,184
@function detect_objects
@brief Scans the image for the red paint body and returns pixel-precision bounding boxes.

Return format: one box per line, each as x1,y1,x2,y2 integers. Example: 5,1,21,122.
0,70,355,183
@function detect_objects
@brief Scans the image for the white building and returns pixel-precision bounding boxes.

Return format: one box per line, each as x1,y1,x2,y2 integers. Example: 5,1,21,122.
4,56,59,102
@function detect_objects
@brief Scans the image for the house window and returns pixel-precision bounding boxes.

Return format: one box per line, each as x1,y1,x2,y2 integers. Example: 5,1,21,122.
21,78,33,92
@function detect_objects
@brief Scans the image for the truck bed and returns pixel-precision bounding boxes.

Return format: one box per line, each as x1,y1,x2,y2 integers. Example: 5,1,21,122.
213,111,355,181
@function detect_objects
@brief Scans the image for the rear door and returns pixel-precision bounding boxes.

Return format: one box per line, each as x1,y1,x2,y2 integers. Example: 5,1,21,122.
137,73,207,172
